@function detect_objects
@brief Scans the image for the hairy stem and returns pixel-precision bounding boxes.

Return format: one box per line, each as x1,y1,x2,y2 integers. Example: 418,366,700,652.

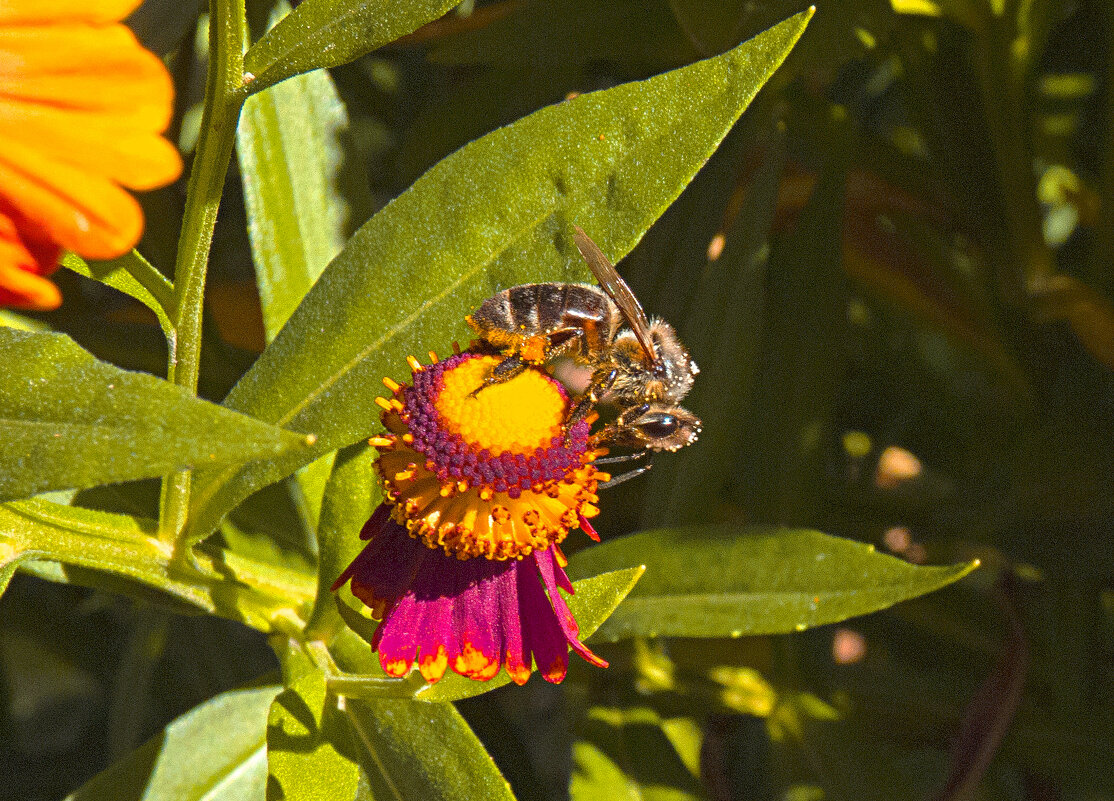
160,0,250,549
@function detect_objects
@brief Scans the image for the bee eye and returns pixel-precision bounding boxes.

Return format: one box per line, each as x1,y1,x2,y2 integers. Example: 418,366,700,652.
638,413,679,439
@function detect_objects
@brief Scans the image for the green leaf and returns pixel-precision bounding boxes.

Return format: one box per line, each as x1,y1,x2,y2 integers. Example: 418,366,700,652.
345,697,514,801
0,499,316,630
189,11,814,541
66,685,281,801
566,526,979,640
0,546,33,598
267,671,361,801
238,3,359,344
417,566,644,702
243,0,460,96
61,251,174,339
0,327,312,502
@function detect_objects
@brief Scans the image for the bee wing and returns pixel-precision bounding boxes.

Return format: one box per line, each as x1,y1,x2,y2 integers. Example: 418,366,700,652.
572,226,657,364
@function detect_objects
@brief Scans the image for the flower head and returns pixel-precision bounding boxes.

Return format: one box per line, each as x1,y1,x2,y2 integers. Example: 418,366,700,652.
0,0,183,309
373,352,604,560
333,350,611,684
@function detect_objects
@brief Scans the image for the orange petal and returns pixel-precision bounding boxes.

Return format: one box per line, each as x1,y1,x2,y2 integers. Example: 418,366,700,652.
0,210,61,309
0,0,142,24
0,26,182,190
0,96,182,190
0,131,143,259
0,24,176,131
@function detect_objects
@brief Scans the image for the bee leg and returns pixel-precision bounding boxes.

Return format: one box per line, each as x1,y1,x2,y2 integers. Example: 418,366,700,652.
597,462,653,489
587,403,651,449
594,450,649,465
470,355,528,397
565,367,619,429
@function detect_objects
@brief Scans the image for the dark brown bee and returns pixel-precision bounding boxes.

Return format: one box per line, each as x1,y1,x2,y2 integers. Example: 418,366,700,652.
466,226,700,461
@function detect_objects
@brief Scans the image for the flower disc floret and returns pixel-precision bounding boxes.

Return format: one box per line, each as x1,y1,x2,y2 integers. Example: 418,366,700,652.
432,355,566,453
371,352,605,561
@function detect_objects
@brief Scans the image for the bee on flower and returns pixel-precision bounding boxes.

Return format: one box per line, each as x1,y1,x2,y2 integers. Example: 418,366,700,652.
333,228,705,685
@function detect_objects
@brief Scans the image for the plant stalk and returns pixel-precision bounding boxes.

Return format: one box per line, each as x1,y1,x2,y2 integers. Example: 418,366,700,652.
160,0,251,549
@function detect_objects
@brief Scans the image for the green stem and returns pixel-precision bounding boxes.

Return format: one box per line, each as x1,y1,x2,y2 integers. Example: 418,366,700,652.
160,0,250,549
121,250,176,317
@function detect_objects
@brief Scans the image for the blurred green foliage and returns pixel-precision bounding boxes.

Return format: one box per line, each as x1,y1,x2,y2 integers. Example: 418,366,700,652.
2,0,1113,799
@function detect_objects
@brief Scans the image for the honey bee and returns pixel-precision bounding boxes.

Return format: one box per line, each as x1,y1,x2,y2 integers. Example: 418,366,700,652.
466,226,701,465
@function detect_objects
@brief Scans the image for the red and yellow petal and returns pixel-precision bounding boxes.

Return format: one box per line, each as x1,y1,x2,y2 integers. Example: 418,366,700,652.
0,132,145,259
0,25,174,130
348,515,602,685
0,209,61,309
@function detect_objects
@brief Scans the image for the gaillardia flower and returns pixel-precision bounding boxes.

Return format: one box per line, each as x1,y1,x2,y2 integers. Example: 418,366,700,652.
0,0,182,309
333,351,610,684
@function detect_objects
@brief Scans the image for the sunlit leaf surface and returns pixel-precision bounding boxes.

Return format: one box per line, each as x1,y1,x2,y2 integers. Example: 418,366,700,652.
0,328,311,502
567,525,978,640
66,686,281,801
243,0,461,95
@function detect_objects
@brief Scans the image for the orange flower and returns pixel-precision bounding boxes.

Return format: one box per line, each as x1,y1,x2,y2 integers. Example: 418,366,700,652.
0,0,182,309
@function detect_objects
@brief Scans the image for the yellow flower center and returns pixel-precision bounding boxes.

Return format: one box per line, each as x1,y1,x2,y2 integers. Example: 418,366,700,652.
434,355,566,455
369,352,606,561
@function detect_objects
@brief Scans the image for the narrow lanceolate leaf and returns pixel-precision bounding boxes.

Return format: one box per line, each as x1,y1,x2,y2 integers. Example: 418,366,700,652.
66,685,281,801
238,6,362,540
417,567,643,702
238,2,357,343
243,0,460,96
0,328,312,502
566,526,979,640
61,251,174,339
305,442,378,638
189,11,814,542
0,545,33,598
346,697,515,801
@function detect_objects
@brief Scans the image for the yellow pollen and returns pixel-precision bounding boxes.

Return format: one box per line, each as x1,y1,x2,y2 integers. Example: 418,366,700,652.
434,355,567,455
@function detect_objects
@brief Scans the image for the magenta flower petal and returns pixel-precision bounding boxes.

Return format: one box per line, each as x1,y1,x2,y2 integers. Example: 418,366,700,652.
516,554,573,682
336,504,607,685
534,548,607,669
331,505,428,618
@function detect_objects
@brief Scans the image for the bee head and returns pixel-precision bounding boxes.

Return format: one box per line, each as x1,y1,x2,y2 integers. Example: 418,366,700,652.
620,403,702,452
